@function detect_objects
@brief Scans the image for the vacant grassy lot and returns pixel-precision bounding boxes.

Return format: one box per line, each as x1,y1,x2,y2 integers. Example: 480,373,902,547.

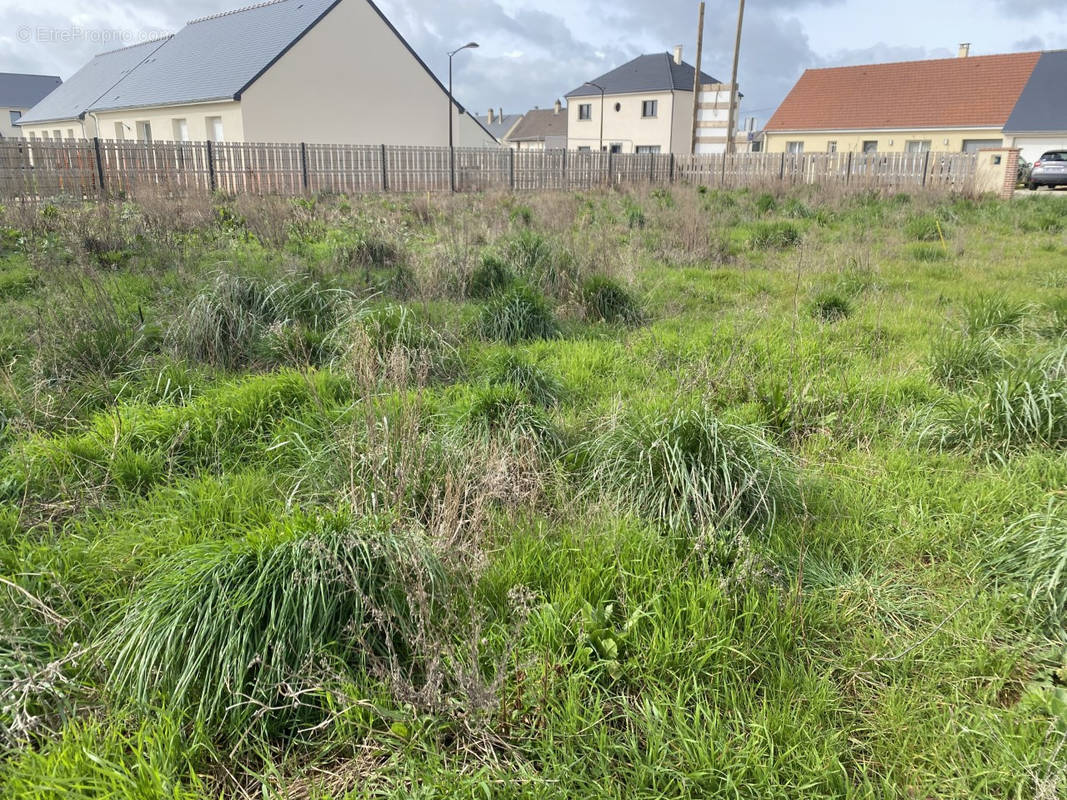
1,186,1065,799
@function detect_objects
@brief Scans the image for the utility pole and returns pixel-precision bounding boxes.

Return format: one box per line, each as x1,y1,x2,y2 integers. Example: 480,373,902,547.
724,0,745,154
689,1,705,155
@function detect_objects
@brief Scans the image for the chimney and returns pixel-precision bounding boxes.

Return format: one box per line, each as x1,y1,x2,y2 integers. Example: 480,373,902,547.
488,108,495,124
498,107,503,121
554,98,561,115
958,43,970,58
673,44,683,65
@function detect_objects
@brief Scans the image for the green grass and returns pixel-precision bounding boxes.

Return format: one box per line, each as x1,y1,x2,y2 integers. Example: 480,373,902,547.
1,186,1064,798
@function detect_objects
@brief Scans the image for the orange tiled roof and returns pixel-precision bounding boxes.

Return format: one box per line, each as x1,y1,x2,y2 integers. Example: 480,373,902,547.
765,52,1042,132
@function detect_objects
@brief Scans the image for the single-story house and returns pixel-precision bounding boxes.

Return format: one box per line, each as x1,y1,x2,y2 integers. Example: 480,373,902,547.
507,102,568,151
0,73,61,139
564,47,738,154
477,108,524,145
1002,50,1067,162
764,46,1067,157
17,0,495,147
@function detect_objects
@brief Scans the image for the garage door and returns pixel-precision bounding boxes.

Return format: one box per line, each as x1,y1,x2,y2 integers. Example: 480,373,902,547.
1013,136,1067,163
961,139,1003,154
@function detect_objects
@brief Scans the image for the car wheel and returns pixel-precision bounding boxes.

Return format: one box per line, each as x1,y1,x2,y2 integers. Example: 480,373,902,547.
1028,182,1037,191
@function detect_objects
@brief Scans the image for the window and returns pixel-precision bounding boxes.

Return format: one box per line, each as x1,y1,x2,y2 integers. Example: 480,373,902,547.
641,100,658,118
9,110,21,126
172,118,189,142
577,146,591,152
206,116,224,142
114,122,126,141
52,129,61,140
961,138,1003,153
635,145,661,154
786,141,804,154
609,143,623,154
28,132,37,141
67,129,74,140
862,140,878,154
136,121,152,142
578,104,592,121
826,141,837,154
905,139,931,153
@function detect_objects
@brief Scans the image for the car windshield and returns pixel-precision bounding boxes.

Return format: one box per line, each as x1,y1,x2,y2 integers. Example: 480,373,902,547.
1039,152,1067,161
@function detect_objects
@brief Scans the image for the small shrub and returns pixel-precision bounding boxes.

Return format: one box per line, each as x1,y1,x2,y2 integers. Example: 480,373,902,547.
103,513,441,738
809,290,852,323
905,215,946,242
583,406,795,534
748,221,801,250
476,286,559,344
581,276,643,325
929,333,1001,389
467,253,513,298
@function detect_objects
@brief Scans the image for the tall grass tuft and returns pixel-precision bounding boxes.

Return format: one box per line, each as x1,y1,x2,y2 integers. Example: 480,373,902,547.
103,512,440,738
964,295,1028,336
929,332,1002,389
476,286,559,344
905,214,947,242
919,365,1067,457
484,349,563,407
581,276,643,325
989,500,1067,626
747,221,801,250
467,253,514,298
583,406,795,535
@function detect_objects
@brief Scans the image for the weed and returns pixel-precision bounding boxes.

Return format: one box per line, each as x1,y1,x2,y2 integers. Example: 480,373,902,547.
467,253,514,299
748,221,801,250
905,215,947,242
989,500,1067,626
476,286,559,344
809,290,852,323
929,332,1001,389
964,295,1028,335
581,276,643,325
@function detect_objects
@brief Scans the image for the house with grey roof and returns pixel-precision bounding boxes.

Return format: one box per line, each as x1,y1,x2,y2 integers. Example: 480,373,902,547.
477,108,524,144
564,47,737,155
1002,50,1067,163
506,102,567,151
18,0,496,147
0,73,61,139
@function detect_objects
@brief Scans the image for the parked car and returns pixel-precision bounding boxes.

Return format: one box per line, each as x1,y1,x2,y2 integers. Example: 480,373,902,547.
1027,150,1067,190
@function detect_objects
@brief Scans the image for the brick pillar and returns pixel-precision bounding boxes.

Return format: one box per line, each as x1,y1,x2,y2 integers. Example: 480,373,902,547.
999,149,1020,200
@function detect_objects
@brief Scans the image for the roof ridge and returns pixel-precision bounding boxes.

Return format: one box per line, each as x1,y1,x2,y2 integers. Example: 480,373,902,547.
188,0,291,25
95,35,173,57
806,50,1043,74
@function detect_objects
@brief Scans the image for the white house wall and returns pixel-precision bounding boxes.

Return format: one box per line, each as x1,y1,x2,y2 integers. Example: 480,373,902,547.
568,90,684,153
90,101,244,142
240,0,495,147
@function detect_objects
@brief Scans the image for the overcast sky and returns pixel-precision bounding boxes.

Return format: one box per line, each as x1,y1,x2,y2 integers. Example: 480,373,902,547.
1,0,1065,126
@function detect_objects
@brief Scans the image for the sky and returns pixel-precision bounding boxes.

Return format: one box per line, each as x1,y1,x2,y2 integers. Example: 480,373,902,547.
1,0,1065,126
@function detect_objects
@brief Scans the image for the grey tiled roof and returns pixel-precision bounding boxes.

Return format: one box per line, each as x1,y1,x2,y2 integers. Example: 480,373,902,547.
566,53,720,98
17,40,169,125
476,113,523,140
0,73,62,109
1003,50,1067,133
92,0,337,112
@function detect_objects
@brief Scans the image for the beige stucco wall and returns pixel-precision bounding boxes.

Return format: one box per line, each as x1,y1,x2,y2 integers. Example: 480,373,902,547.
90,101,244,142
764,128,1005,154
18,119,87,141
240,0,494,147
2,108,32,139
568,90,687,153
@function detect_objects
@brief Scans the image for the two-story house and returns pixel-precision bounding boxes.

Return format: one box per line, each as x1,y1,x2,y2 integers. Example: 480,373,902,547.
565,48,736,155
0,73,61,139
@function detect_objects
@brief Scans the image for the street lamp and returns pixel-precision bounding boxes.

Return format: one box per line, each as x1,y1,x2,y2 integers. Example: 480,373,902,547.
448,41,479,192
584,81,605,153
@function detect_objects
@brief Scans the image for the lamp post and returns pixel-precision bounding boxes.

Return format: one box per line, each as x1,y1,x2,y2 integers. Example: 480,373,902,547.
584,81,605,152
448,41,479,192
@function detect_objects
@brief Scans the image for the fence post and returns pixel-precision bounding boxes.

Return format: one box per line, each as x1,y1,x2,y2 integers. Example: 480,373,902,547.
299,142,309,193
669,153,675,184
844,152,852,186
649,154,655,183
606,150,612,187
509,148,515,191
921,150,930,188
379,144,388,192
92,137,106,198
206,139,217,193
